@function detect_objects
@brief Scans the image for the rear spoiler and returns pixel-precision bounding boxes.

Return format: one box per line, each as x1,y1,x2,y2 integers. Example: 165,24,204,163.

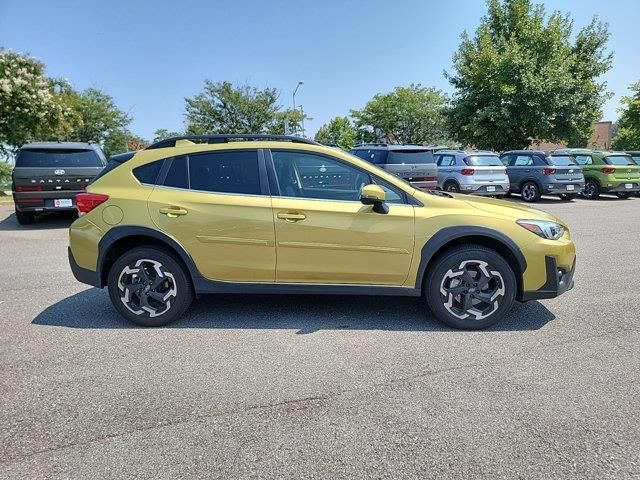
109,151,136,163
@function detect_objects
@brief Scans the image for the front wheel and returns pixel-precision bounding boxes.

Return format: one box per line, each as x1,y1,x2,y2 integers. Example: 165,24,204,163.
107,246,194,327
425,246,516,330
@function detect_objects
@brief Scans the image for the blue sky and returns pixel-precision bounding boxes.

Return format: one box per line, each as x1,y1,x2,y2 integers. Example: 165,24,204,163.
1,0,639,140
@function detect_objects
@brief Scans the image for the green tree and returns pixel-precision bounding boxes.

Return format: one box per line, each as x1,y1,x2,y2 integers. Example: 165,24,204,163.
612,81,640,150
0,160,12,188
446,0,613,150
0,49,71,153
350,84,449,144
314,116,356,150
65,88,131,144
153,128,183,142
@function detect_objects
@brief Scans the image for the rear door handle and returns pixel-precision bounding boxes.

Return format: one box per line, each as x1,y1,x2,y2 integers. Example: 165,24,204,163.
277,212,306,222
160,206,188,217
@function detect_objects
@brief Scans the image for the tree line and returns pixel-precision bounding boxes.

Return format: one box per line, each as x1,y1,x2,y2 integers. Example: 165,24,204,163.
1,0,639,168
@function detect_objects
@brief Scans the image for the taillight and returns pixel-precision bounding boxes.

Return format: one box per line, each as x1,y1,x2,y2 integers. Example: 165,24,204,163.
460,168,475,176
601,167,616,174
15,185,43,192
76,193,109,214
542,167,556,175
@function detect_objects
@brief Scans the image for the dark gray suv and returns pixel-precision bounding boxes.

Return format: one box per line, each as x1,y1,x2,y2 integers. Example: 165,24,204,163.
500,150,585,202
11,142,106,224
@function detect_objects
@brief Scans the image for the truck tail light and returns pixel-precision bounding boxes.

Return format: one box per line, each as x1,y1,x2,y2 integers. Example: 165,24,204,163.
15,185,43,192
542,167,556,175
460,168,475,176
601,167,616,174
76,193,109,214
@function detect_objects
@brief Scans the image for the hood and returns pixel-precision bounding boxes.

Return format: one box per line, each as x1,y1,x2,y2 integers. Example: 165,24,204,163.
462,195,561,223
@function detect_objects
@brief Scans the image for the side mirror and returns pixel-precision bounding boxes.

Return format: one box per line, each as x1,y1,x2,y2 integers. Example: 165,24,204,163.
360,184,389,214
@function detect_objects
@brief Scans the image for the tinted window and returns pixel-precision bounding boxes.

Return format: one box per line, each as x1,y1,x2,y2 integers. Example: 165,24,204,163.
513,155,533,166
574,155,592,165
133,161,163,184
464,155,502,166
16,148,103,168
500,155,512,166
548,155,576,166
437,155,455,166
189,150,260,195
631,155,640,165
164,156,188,189
604,155,633,166
352,149,388,165
372,177,405,204
387,150,434,164
272,151,370,201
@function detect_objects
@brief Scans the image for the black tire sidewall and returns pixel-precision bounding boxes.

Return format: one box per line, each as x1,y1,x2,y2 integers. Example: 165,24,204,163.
107,246,194,327
584,179,600,199
15,210,35,225
444,181,459,193
521,182,540,202
425,246,517,330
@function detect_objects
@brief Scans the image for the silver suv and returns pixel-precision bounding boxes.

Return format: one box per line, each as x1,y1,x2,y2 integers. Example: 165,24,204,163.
350,144,438,190
434,150,509,196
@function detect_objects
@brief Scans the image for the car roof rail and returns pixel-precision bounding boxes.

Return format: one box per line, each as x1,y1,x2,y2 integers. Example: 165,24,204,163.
146,134,320,150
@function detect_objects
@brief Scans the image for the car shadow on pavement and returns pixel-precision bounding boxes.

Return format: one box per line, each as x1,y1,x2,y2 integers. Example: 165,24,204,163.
0,210,76,231
32,288,556,333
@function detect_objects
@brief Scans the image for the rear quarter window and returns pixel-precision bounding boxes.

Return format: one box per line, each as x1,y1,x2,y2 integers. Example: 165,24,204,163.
133,160,163,185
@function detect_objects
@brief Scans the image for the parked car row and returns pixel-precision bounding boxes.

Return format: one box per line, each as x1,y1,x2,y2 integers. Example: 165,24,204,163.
350,144,640,203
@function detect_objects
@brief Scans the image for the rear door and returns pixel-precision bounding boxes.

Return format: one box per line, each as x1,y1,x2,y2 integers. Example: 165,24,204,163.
147,149,276,282
268,149,414,286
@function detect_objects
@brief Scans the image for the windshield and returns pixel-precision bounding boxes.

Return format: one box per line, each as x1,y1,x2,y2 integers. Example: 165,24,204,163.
16,148,103,168
387,150,434,164
604,155,633,166
548,155,576,166
464,155,502,166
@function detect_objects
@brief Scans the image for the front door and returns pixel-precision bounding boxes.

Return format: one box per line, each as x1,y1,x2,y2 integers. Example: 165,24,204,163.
147,150,276,282
268,150,415,285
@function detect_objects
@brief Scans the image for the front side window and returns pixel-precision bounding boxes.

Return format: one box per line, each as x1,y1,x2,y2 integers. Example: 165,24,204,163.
464,155,502,166
271,150,370,202
189,150,261,195
574,155,593,165
604,155,633,166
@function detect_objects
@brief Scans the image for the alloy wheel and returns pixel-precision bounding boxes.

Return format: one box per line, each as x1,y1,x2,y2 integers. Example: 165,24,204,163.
117,258,177,317
522,183,537,201
439,259,505,320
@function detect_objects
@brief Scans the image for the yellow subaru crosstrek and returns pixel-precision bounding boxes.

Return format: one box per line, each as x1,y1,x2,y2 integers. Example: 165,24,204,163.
68,135,576,329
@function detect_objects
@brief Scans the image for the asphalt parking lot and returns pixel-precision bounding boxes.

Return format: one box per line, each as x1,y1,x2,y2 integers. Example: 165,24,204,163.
0,197,639,479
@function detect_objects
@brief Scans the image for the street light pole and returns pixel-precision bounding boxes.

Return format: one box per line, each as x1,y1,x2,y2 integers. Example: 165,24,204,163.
292,81,303,135
299,104,305,137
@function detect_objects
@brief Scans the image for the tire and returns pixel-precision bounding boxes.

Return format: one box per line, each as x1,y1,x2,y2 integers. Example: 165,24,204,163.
444,181,460,193
107,246,194,327
559,193,578,201
582,179,600,199
15,210,35,225
616,192,631,199
425,245,516,330
520,181,541,202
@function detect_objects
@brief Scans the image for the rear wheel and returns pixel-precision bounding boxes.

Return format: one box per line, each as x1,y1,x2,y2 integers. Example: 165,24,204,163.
559,193,578,201
616,192,631,199
583,179,600,199
520,182,541,202
444,181,460,193
15,210,35,225
425,246,516,330
107,246,194,327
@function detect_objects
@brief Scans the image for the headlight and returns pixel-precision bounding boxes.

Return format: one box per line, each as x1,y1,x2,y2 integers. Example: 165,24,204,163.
517,220,565,240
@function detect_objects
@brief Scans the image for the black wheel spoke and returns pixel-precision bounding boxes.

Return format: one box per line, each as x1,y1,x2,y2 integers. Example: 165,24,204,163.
470,291,493,304
447,284,468,296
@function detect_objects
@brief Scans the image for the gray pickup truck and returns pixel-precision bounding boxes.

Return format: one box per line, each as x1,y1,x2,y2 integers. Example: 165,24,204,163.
349,144,439,190
11,142,106,224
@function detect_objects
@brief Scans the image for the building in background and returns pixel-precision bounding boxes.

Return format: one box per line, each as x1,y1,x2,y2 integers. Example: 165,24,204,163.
531,121,613,152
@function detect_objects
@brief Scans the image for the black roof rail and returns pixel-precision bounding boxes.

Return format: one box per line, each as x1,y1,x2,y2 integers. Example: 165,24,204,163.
146,134,319,150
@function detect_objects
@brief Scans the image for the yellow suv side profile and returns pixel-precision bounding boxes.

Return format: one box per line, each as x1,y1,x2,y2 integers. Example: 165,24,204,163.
68,135,576,329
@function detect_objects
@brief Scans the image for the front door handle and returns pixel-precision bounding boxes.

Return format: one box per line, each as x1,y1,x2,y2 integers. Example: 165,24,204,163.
160,206,188,217
277,211,306,222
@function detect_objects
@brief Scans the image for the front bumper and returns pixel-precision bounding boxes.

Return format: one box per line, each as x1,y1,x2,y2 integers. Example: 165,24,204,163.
68,247,102,288
519,255,575,301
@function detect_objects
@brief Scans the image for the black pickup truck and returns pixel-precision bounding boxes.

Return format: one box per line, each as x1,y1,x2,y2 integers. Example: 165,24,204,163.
12,142,106,224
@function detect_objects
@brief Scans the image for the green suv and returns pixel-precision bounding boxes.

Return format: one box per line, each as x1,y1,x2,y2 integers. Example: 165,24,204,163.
553,149,640,199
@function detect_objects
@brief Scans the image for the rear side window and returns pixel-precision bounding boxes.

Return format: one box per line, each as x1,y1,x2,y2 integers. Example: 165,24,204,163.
163,156,188,189
189,150,260,195
604,155,633,166
387,150,434,164
16,148,103,167
464,155,502,166
574,155,593,165
133,161,163,185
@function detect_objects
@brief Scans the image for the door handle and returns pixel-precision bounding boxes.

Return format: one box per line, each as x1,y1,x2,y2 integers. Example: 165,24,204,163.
159,206,188,217
277,211,306,222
